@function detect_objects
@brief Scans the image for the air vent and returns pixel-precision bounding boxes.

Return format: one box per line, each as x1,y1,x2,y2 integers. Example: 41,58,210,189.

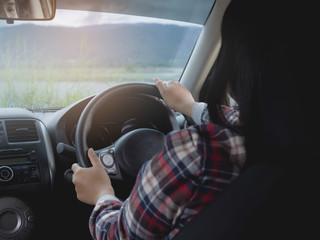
5,120,39,143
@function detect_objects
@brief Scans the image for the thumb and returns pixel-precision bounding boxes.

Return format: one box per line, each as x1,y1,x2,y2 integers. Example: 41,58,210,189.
87,148,100,166
154,78,166,94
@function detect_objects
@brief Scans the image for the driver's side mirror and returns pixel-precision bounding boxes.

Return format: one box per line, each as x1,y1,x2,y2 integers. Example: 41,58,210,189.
0,0,56,24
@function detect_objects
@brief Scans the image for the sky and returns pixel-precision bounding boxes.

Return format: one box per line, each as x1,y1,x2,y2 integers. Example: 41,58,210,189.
0,9,199,28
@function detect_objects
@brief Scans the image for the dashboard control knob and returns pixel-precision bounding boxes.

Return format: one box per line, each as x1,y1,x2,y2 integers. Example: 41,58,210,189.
0,166,14,182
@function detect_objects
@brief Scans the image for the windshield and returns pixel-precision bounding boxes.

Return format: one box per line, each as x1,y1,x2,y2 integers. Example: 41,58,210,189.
0,9,202,110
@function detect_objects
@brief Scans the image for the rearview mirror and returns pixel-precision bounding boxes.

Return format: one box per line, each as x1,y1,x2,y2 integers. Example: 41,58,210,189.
0,0,56,24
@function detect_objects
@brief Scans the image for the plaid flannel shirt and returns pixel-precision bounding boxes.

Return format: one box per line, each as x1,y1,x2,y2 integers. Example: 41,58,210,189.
89,104,246,240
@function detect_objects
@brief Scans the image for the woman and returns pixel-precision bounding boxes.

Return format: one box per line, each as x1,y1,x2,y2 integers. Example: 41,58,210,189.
72,76,245,239
72,0,300,239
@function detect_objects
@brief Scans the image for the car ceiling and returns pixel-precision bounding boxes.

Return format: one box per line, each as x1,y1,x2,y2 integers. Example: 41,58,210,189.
56,0,216,24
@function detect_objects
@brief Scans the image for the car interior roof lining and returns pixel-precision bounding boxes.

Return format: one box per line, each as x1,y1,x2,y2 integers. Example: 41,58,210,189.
56,0,216,25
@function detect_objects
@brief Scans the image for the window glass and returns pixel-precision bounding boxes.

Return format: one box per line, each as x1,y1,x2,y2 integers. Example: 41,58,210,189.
0,9,202,109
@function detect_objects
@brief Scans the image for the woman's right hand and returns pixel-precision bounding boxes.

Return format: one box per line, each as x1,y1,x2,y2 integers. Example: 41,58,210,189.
154,78,196,117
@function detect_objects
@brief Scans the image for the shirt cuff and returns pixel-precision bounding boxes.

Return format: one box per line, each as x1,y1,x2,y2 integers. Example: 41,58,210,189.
96,194,120,205
192,102,207,125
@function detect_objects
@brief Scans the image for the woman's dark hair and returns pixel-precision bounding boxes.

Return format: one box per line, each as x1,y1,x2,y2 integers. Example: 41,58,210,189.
200,0,305,166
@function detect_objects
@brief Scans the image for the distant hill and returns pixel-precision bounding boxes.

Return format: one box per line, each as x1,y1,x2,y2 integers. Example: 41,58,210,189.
0,23,201,67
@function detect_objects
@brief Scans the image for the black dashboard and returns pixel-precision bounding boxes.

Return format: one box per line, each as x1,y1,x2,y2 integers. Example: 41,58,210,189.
0,91,185,239
0,108,56,239
0,112,55,191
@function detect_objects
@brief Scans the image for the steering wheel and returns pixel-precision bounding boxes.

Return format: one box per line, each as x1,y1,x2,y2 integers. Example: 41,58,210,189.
75,83,179,182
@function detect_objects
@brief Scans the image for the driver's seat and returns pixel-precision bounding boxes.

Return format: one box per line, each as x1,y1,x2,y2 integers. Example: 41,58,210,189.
172,155,318,240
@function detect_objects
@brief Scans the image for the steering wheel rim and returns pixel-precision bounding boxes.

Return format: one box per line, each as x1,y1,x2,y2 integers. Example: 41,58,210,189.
75,83,179,173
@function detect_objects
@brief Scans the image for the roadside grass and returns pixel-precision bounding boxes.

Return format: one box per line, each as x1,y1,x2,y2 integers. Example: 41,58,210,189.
0,65,93,109
0,37,182,109
0,65,180,109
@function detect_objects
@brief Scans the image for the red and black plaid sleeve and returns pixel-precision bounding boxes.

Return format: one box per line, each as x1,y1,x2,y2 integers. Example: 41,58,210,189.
89,107,245,240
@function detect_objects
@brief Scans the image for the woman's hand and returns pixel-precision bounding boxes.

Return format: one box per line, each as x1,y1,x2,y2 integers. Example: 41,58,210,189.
72,148,115,205
154,78,196,117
